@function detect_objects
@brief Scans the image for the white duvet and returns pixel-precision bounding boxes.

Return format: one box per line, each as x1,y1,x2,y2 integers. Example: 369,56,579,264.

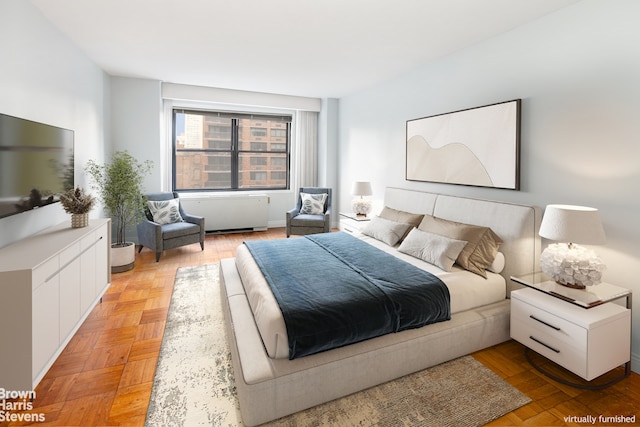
235,233,506,359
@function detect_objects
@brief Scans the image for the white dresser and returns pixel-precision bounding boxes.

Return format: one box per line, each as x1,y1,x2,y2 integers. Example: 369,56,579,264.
511,286,630,381
0,219,111,390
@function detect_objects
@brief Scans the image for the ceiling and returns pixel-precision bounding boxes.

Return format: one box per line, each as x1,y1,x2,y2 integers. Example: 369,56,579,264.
31,0,580,99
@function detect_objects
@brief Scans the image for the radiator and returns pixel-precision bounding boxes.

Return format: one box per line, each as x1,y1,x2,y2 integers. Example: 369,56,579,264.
180,194,269,232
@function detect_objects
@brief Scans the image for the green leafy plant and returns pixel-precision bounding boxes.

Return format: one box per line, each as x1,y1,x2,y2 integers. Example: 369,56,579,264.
59,186,95,214
85,151,153,247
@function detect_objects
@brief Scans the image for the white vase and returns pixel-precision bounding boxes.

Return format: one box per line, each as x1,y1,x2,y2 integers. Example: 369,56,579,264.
111,242,135,273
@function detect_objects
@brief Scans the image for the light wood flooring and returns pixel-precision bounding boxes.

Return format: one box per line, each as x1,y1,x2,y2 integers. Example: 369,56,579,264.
4,228,639,426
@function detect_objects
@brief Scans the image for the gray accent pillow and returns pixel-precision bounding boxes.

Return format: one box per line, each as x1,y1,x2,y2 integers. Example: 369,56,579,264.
300,192,327,215
398,228,467,271
147,199,184,225
361,216,412,246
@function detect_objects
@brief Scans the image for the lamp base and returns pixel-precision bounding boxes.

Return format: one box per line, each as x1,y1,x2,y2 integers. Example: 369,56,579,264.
352,198,372,216
540,243,605,288
555,280,586,290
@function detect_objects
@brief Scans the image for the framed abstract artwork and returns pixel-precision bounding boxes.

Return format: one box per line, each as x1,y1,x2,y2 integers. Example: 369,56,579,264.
406,99,521,190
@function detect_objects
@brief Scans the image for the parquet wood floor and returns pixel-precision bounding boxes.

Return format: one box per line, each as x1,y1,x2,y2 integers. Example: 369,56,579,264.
3,228,639,426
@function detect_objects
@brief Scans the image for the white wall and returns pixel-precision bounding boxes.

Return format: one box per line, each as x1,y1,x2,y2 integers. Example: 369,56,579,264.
338,0,640,372
110,77,163,193
0,0,109,248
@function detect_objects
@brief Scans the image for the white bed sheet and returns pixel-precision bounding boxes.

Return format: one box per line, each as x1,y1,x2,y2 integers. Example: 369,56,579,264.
236,233,506,359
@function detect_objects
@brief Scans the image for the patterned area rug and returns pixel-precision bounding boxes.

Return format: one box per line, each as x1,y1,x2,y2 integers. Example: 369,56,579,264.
145,263,531,427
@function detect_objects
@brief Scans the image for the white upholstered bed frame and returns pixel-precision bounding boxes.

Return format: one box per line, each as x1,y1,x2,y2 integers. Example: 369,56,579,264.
220,188,541,426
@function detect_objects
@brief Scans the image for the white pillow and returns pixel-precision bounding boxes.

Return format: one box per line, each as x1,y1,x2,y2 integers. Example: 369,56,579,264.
147,198,184,225
361,216,412,246
398,228,467,272
300,192,327,215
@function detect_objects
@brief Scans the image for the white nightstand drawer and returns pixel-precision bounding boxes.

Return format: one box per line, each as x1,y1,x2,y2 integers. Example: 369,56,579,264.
340,220,359,234
511,297,586,351
339,213,369,234
511,317,587,378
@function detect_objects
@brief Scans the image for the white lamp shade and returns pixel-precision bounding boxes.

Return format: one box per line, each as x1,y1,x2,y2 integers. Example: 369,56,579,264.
539,204,606,245
351,181,372,197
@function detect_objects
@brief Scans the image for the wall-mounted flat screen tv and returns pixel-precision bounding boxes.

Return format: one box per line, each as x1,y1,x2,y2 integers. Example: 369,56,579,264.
0,113,74,219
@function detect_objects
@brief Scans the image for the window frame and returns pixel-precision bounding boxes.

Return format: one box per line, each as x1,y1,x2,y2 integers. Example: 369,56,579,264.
172,108,292,193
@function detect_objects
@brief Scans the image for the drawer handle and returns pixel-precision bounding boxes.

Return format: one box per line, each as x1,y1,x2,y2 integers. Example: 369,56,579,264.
529,335,560,353
529,315,561,331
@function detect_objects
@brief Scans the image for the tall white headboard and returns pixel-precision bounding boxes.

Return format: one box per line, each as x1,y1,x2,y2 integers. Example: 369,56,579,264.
384,187,541,293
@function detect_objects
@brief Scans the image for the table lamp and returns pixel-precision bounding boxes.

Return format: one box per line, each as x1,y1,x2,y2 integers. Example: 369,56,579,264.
351,181,373,216
539,204,606,288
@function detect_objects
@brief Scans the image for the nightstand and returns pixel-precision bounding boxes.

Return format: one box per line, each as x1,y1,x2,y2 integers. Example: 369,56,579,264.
339,212,371,234
510,273,631,389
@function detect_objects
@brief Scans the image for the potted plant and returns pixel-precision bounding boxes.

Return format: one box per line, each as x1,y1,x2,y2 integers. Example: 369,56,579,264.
59,186,95,228
86,151,153,272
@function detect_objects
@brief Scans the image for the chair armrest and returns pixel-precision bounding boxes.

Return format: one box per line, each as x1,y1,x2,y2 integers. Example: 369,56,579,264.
323,206,332,221
323,209,331,232
136,218,162,248
183,213,205,240
286,207,300,221
182,213,204,227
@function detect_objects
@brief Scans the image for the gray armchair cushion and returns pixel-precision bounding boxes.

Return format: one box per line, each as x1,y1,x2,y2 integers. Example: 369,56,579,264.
290,214,326,227
161,221,201,240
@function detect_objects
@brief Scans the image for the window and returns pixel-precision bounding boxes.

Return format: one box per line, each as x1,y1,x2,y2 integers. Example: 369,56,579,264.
173,109,291,191
271,128,287,138
251,127,267,138
250,157,267,167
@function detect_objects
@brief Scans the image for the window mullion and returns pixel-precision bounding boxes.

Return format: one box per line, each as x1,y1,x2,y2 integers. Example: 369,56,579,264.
231,119,239,189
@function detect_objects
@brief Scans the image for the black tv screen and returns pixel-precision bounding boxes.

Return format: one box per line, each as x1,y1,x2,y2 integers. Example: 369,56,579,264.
0,113,74,219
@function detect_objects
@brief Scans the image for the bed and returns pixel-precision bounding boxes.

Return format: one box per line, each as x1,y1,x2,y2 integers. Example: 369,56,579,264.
220,187,540,426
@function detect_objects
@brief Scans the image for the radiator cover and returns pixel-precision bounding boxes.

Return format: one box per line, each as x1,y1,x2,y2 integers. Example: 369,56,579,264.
180,194,269,232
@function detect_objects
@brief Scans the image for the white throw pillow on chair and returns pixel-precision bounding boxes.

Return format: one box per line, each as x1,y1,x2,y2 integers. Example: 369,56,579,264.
147,198,184,224
300,192,327,215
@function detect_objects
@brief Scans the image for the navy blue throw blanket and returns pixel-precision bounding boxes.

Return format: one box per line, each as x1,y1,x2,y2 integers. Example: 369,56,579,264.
244,232,451,359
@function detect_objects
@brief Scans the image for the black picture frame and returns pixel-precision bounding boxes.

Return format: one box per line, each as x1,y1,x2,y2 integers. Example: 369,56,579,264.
406,99,521,190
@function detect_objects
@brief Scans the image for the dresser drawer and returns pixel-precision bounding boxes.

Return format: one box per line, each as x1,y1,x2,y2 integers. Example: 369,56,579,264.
511,297,587,351
32,256,59,291
59,241,81,267
81,229,97,251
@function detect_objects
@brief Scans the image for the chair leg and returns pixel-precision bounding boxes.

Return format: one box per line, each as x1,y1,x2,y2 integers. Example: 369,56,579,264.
200,241,204,251
155,252,161,262
138,245,143,253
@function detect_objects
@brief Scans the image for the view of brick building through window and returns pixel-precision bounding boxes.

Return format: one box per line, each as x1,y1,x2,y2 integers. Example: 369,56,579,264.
174,111,290,191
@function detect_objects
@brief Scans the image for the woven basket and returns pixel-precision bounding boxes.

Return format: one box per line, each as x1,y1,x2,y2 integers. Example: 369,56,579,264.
71,213,89,228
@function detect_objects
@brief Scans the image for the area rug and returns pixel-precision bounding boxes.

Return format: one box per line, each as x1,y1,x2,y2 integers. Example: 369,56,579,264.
145,263,531,427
